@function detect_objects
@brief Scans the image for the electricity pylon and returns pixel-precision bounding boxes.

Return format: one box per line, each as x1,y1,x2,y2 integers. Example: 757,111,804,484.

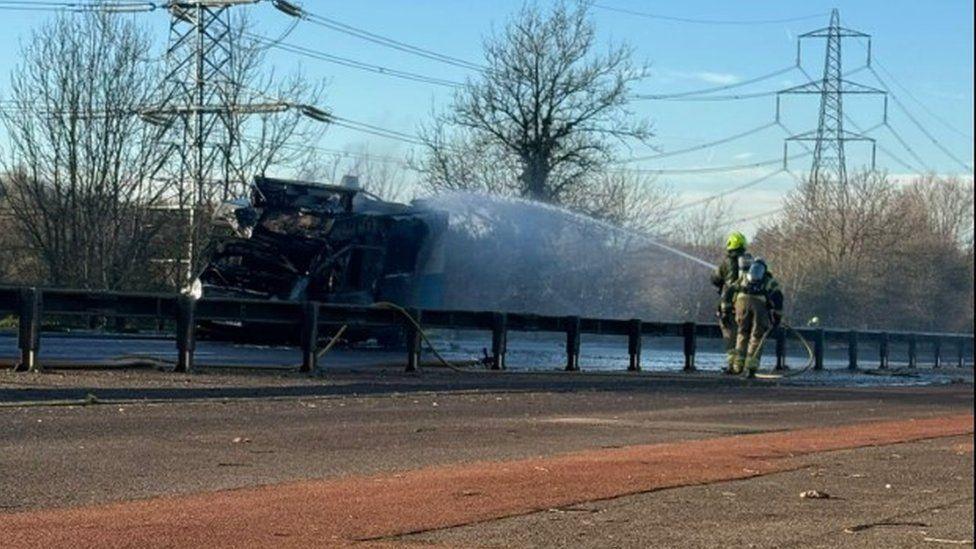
142,0,290,282
778,9,886,185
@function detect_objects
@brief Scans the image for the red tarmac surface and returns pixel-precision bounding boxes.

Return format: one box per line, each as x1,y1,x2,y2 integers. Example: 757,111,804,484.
1,413,972,548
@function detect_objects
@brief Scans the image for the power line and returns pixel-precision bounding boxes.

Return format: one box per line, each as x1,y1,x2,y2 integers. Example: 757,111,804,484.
270,1,483,71
592,3,826,26
834,107,930,174
636,65,797,100
643,90,780,102
867,65,974,173
877,123,933,173
720,207,785,228
230,82,429,147
858,41,973,142
0,1,155,12
610,152,810,175
622,152,809,176
328,116,426,147
246,32,464,88
239,135,411,167
669,169,785,212
617,121,777,163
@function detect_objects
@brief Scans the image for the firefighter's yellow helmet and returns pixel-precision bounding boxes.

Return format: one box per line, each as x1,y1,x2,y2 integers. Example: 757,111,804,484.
726,231,747,251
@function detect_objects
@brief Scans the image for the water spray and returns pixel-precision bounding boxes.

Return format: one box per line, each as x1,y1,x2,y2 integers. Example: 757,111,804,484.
417,190,725,320
634,239,717,270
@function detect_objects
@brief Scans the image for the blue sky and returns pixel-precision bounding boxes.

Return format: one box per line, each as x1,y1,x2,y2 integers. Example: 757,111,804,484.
0,1,972,229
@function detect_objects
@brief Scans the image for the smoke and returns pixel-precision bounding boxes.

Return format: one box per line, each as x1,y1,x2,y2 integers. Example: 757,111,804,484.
422,191,716,321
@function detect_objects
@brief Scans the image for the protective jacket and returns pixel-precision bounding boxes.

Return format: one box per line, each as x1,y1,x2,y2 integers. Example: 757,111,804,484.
734,271,784,316
711,248,745,310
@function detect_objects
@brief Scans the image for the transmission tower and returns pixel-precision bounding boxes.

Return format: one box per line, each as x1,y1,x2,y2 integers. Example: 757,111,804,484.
778,9,885,184
143,0,291,282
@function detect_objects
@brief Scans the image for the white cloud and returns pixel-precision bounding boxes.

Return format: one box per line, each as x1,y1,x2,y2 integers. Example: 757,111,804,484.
654,68,742,86
691,71,741,85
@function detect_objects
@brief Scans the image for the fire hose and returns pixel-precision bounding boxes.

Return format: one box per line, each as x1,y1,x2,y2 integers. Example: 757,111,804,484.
752,320,816,379
373,302,467,372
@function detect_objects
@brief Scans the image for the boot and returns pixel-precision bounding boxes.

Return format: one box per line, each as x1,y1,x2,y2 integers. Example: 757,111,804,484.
744,356,759,379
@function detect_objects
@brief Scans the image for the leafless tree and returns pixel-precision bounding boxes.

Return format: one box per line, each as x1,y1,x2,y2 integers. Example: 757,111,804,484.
415,1,652,210
902,175,974,247
0,13,171,289
754,171,974,332
666,198,735,250
296,144,415,202
151,12,328,283
568,171,675,233
219,12,327,200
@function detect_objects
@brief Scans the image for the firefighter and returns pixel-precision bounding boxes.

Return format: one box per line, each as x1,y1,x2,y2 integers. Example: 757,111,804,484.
732,257,784,378
711,231,748,373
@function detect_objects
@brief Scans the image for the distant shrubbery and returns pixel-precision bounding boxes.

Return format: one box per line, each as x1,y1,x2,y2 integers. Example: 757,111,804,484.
754,172,973,333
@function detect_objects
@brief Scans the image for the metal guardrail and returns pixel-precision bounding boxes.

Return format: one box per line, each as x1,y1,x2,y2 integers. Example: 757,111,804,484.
1,285,973,373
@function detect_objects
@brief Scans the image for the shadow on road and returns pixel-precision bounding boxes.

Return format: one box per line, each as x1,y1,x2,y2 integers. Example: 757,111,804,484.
2,367,971,406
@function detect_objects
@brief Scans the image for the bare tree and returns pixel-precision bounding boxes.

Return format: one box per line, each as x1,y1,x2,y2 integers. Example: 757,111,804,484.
568,171,675,233
754,171,974,332
220,12,327,199
147,12,328,283
902,175,974,247
415,1,652,209
667,198,734,250
295,144,415,202
0,13,171,289
413,117,518,196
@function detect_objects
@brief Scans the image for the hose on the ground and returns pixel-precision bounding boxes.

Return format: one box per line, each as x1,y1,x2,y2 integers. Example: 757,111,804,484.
373,302,469,372
752,321,816,379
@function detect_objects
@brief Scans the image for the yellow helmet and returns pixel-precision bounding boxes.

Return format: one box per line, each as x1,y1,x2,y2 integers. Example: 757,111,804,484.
726,231,747,251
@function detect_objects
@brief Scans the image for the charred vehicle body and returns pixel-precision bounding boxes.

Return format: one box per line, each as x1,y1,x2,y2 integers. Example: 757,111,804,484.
193,176,447,340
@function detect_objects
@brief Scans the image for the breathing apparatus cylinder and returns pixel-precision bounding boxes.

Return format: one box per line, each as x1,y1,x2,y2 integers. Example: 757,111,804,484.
746,258,767,283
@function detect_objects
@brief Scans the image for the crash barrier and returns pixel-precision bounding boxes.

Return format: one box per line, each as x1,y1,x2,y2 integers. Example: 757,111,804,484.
0,286,973,373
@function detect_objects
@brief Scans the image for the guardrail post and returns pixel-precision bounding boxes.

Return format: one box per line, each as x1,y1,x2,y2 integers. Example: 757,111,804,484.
490,312,507,370
405,308,421,373
847,330,859,370
682,322,696,372
174,295,196,373
774,327,787,370
879,332,889,369
300,301,320,373
932,338,942,369
907,334,918,368
565,316,581,371
813,329,825,371
156,299,166,332
627,319,642,372
16,287,42,372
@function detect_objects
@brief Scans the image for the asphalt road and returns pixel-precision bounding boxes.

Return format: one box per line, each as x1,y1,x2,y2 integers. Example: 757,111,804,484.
403,436,974,548
1,368,972,512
